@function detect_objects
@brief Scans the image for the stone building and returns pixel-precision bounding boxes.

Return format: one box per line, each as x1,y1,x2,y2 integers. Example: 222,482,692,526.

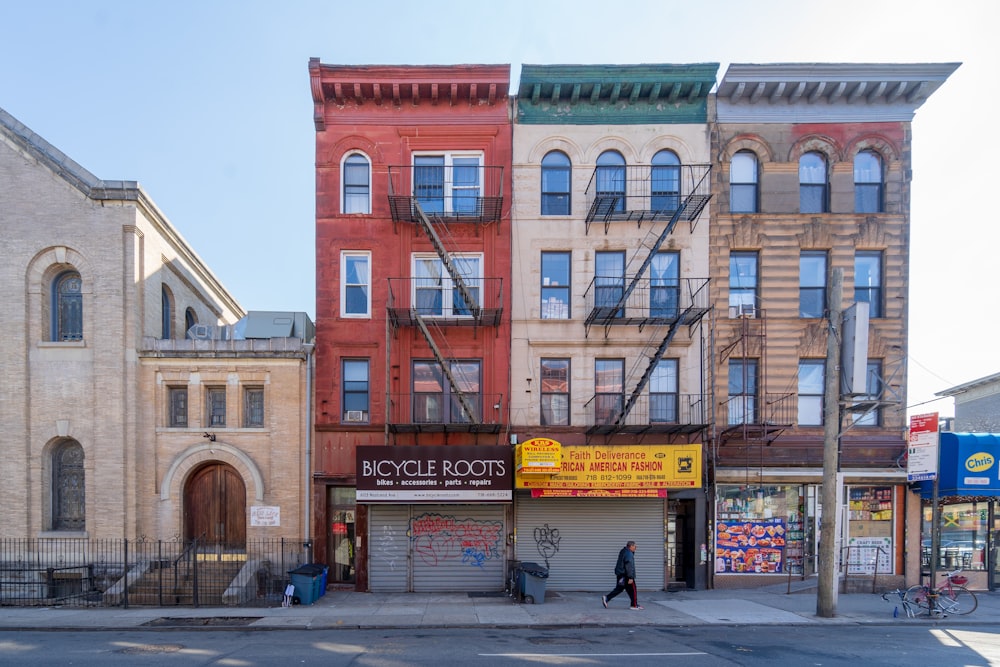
1,108,312,558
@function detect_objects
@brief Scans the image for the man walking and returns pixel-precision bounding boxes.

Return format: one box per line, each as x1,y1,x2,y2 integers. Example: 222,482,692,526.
602,540,642,610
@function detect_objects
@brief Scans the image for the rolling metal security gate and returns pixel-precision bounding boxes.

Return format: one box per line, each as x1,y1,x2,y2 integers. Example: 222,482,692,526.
514,496,665,591
368,505,506,593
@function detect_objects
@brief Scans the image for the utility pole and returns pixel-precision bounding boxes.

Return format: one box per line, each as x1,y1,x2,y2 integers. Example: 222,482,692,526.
817,267,843,618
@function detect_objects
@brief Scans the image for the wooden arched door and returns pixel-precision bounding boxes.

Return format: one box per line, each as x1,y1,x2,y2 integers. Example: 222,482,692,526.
183,463,246,549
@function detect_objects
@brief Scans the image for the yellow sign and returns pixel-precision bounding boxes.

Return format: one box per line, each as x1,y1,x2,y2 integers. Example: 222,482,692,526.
516,438,562,474
515,444,701,490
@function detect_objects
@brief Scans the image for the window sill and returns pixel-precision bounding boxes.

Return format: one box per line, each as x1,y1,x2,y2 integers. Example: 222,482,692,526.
37,340,86,348
37,531,89,539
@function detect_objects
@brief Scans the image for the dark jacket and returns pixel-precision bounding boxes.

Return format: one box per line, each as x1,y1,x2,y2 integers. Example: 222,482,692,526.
614,546,635,580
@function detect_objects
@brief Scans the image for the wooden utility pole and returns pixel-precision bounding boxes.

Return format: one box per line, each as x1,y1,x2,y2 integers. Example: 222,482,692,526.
817,267,843,618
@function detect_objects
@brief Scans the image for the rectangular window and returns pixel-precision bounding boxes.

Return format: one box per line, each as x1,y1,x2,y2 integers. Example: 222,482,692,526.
797,360,825,426
413,152,482,215
799,251,827,318
650,251,680,318
853,361,882,427
343,359,370,423
728,359,758,425
729,251,759,315
168,387,188,427
540,358,570,426
413,254,481,318
206,387,226,427
412,360,481,424
650,359,678,423
341,251,371,317
595,251,625,318
854,251,883,318
243,387,264,428
541,252,570,319
594,358,624,425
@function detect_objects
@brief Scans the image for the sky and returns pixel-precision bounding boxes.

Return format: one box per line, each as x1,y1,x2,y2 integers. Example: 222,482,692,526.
1,0,993,419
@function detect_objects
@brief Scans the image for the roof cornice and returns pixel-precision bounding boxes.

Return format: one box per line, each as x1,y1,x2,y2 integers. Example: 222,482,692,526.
716,62,960,123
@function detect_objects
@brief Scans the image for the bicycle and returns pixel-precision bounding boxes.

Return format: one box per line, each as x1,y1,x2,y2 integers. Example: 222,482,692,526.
881,588,917,618
904,568,978,616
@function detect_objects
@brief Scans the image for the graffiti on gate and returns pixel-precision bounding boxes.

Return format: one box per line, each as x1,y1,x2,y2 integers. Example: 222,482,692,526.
533,523,561,566
411,513,503,568
373,523,402,571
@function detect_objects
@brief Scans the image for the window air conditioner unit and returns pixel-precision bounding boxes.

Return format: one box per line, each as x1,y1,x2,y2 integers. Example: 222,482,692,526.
728,304,757,319
344,410,367,422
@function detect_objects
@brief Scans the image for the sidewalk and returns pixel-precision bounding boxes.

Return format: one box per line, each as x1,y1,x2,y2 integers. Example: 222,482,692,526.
1,586,997,631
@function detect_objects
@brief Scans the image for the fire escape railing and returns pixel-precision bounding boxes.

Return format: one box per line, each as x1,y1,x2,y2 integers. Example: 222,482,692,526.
584,163,711,233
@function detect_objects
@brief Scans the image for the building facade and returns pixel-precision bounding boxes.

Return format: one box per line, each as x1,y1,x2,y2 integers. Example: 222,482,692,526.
709,63,958,588
1,107,244,541
509,64,717,591
2,107,314,604
309,61,514,591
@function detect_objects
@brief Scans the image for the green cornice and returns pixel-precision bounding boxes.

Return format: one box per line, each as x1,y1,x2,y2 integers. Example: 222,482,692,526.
517,63,718,125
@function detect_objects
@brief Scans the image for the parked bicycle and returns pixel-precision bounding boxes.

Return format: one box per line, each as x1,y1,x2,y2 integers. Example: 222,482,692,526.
904,569,977,616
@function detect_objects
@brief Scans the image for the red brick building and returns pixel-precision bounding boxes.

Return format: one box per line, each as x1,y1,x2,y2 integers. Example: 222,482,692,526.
309,61,512,591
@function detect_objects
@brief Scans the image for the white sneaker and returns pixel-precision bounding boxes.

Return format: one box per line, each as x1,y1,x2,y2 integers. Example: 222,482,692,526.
630,605,644,610
601,595,608,609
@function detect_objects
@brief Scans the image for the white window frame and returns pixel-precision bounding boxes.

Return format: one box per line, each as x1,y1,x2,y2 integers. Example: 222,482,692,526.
341,251,371,318
341,151,372,214
411,151,484,215
411,252,482,319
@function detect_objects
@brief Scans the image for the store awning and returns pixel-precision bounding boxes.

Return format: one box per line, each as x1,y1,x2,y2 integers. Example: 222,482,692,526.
918,433,1000,498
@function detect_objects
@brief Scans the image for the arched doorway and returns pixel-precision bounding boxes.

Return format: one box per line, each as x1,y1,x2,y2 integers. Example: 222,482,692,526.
183,462,247,549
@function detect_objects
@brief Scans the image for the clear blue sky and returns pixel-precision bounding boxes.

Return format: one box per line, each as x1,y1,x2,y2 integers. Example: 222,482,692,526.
1,0,992,418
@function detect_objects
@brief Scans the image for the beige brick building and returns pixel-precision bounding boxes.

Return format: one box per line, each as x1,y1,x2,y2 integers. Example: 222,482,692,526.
1,107,311,549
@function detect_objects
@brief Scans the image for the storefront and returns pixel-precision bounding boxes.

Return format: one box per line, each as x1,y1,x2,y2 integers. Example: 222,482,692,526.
513,439,705,591
356,445,512,593
713,475,907,587
918,433,1000,591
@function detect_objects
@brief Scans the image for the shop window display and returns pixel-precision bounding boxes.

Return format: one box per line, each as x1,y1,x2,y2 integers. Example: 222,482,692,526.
922,501,990,572
715,485,805,574
845,486,894,575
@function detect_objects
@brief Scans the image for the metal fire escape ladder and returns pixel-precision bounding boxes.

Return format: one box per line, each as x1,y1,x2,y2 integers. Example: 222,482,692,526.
600,189,712,338
413,313,481,425
612,311,689,426
412,201,481,320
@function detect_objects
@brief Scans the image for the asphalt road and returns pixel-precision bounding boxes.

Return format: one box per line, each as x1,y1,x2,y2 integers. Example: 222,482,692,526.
2,625,999,666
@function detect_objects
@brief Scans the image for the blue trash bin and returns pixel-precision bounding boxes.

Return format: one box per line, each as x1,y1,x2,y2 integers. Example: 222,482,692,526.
288,564,325,605
518,562,549,604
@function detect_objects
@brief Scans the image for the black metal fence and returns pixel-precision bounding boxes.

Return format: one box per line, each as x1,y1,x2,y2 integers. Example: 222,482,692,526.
0,537,309,608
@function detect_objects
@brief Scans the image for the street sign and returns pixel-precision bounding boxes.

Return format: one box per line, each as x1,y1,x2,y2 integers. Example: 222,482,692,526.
907,412,939,482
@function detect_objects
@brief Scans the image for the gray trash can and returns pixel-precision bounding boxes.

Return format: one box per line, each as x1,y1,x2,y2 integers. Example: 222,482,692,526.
518,562,548,604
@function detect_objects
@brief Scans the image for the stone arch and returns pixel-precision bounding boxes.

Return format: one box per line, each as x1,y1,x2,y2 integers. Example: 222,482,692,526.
322,135,383,168
26,246,94,344
845,134,899,163
788,135,841,164
721,134,774,163
583,137,640,165
638,136,699,166
526,136,584,165
160,441,264,502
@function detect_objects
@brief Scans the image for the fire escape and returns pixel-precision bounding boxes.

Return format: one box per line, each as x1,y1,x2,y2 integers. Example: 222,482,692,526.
583,164,713,440
717,306,795,449
385,164,504,435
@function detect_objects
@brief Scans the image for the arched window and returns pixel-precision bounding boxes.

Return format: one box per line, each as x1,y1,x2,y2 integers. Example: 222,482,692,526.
730,151,758,213
540,151,571,215
185,308,197,338
52,271,83,341
651,150,681,213
343,153,371,214
596,150,626,213
854,150,883,213
799,151,828,213
161,285,173,339
52,441,85,531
